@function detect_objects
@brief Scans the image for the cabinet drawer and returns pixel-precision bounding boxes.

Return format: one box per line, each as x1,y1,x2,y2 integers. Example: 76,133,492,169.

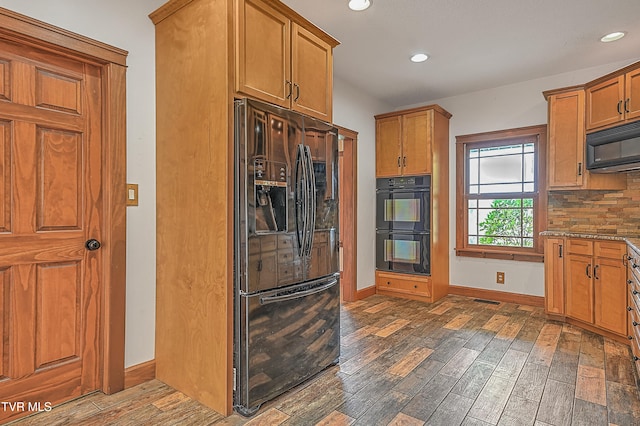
629,248,640,283
629,308,640,356
278,234,296,249
567,239,593,256
277,249,294,264
594,240,625,259
376,272,431,297
630,312,640,367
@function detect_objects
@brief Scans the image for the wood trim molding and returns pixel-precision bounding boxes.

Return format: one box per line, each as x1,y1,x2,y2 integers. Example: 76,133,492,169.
124,360,156,389
355,286,376,301
0,8,128,396
102,62,128,395
0,7,128,66
337,126,358,303
374,103,452,120
455,124,548,260
449,285,545,307
149,0,195,25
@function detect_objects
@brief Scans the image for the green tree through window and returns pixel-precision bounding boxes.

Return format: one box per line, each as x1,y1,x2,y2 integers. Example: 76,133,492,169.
478,198,533,247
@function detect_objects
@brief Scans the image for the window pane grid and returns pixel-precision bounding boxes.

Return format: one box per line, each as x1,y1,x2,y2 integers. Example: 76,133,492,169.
467,143,536,195
467,197,534,249
457,127,545,259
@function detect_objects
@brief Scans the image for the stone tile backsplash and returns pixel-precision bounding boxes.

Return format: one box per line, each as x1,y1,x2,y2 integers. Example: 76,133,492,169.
547,171,640,236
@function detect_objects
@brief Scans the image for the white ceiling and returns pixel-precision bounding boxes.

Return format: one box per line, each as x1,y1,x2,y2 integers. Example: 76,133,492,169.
281,0,640,108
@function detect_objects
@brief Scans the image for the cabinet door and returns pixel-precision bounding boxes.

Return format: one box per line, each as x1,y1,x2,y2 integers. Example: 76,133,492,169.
401,110,432,175
566,254,594,323
586,75,625,130
626,68,640,122
547,90,584,188
376,116,402,177
544,238,565,315
291,23,333,122
594,257,627,335
236,0,291,108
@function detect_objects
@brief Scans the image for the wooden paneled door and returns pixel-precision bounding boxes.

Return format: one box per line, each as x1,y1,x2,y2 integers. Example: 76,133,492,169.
0,38,103,422
338,127,357,302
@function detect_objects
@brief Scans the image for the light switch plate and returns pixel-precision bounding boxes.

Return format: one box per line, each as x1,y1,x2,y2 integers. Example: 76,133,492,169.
126,183,138,206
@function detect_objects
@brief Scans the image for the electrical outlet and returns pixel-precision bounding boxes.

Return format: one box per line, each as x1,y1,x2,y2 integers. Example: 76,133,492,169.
496,272,505,284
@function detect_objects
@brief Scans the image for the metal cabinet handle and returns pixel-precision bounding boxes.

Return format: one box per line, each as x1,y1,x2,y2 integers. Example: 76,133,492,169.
629,280,634,285
617,100,623,114
593,264,599,280
630,335,635,340
634,290,639,295
558,244,563,258
397,157,401,167
629,306,634,312
634,321,640,327
403,156,407,167
286,80,292,99
387,281,391,285
294,83,300,101
625,98,630,113
635,356,640,362
578,162,582,176
634,263,639,269
586,264,592,278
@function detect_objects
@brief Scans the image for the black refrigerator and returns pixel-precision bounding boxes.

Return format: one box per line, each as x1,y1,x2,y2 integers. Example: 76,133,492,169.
233,98,340,416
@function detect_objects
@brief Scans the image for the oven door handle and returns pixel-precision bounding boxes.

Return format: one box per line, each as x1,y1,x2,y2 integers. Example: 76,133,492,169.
259,278,338,305
377,188,430,194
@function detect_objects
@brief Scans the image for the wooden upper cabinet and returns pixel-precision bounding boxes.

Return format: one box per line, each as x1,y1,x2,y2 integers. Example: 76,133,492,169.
401,110,433,175
291,23,333,122
235,0,337,122
626,67,640,122
375,115,402,177
375,106,449,178
586,63,640,131
545,87,626,191
586,75,625,131
236,0,291,109
547,88,585,188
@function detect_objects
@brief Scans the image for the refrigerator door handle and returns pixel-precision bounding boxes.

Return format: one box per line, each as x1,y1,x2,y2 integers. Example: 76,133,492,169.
304,144,316,257
294,144,307,256
259,278,338,305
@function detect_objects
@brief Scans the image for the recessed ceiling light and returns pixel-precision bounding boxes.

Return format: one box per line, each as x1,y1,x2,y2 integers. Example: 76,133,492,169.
600,32,626,42
348,0,371,11
410,53,429,63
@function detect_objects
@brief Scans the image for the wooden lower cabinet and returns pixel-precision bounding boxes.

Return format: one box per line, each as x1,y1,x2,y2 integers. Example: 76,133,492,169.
566,253,593,323
545,236,627,338
627,243,640,373
594,256,627,335
544,238,565,315
376,271,432,302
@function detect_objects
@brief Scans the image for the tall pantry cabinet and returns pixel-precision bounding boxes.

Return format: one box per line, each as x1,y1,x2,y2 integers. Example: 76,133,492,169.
374,105,451,303
150,0,338,416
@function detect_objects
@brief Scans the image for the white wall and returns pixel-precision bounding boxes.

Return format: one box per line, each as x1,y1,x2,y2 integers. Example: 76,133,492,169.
0,0,166,367
401,58,639,297
332,78,392,291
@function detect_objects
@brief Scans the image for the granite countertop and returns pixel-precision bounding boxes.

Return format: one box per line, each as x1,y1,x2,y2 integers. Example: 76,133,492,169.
540,231,640,253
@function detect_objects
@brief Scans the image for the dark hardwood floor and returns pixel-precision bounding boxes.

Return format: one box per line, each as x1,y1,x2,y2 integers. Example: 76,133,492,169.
9,294,640,425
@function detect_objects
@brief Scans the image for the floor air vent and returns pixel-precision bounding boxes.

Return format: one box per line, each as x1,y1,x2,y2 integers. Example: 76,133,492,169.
473,298,500,305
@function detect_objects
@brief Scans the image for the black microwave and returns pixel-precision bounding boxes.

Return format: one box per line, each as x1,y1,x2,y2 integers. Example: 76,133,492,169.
586,120,640,173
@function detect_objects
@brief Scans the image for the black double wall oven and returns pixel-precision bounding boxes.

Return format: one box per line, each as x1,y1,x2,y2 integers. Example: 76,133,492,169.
376,175,431,275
